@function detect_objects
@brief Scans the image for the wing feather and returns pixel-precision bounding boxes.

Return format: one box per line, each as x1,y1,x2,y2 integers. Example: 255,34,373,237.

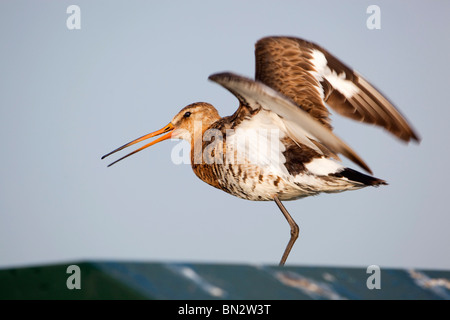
255,36,420,142
208,72,372,173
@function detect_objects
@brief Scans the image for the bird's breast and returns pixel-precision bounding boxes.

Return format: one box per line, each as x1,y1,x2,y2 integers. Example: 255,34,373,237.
190,135,310,201
191,161,287,201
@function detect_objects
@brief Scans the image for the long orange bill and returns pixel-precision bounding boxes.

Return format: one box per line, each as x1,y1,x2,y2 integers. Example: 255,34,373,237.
101,122,174,167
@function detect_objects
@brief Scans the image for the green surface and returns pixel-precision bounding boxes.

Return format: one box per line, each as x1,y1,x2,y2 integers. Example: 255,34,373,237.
0,262,146,300
0,261,449,300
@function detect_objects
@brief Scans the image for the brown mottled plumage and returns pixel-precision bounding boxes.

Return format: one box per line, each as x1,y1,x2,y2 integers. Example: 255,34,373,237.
102,36,420,266
255,36,419,141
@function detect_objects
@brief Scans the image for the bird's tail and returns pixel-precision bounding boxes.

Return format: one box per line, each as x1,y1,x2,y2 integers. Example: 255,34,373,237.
331,168,387,186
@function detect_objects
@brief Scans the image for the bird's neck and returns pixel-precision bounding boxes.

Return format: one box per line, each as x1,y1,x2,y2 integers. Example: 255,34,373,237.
189,122,223,190
190,123,214,165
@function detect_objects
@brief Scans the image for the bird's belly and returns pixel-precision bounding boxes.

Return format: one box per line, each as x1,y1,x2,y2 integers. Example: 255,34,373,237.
209,163,315,201
193,162,363,201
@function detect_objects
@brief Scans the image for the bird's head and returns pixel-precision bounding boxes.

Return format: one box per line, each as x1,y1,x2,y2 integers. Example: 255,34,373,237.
101,102,220,166
170,102,220,140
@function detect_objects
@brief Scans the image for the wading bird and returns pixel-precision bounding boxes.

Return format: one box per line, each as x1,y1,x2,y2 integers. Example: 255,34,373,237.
102,37,419,266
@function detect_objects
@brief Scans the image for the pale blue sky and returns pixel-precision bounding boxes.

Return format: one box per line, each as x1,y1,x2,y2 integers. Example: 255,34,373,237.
1,1,449,269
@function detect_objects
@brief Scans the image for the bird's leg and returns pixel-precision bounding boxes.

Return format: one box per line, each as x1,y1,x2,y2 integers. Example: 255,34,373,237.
274,195,299,266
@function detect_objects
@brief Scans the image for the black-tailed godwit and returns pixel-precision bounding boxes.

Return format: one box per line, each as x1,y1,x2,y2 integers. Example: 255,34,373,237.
102,36,419,266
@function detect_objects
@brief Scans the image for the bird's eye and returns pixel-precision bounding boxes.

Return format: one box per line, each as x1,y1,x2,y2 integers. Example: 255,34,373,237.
184,111,191,118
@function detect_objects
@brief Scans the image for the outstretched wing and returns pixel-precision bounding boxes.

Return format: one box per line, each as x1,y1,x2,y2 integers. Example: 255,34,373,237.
255,36,419,142
208,72,372,174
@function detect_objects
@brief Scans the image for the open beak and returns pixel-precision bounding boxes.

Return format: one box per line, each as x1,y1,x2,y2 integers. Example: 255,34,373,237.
101,122,174,167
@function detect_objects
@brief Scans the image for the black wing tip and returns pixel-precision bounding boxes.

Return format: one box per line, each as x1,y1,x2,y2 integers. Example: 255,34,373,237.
208,72,227,81
395,129,421,144
208,72,243,83
410,130,421,143
208,72,259,92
